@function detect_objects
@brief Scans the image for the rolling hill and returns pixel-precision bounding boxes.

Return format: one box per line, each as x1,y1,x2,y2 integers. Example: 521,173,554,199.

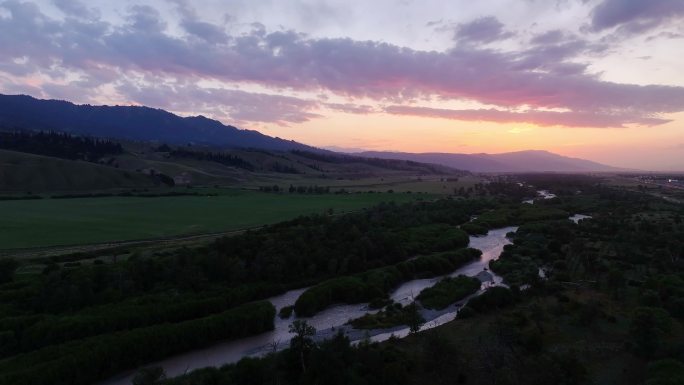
0,134,462,192
0,150,157,192
359,150,625,173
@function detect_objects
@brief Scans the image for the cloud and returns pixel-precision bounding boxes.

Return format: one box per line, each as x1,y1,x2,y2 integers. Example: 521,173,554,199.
324,103,376,114
646,31,684,41
127,5,167,32
589,0,684,34
52,0,98,20
116,80,323,125
530,30,569,45
383,105,671,128
0,2,683,128
170,0,228,43
181,19,228,43
507,127,533,134
454,16,514,44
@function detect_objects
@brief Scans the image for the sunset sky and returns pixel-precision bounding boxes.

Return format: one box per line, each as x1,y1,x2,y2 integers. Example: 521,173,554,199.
1,0,683,170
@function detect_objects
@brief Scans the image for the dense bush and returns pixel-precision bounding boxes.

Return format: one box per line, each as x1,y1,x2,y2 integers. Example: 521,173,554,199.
0,301,275,385
416,275,481,310
4,283,283,355
349,302,424,329
471,204,569,230
467,287,516,313
295,248,481,316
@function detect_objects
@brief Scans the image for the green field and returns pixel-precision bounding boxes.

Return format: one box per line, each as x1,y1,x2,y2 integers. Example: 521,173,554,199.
0,190,424,249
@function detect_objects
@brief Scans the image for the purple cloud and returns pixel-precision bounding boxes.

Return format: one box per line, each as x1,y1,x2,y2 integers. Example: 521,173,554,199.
590,0,684,34
530,30,568,45
181,19,228,43
117,80,322,125
1,1,684,128
384,105,670,128
170,0,228,43
454,16,514,43
324,103,376,114
52,0,98,20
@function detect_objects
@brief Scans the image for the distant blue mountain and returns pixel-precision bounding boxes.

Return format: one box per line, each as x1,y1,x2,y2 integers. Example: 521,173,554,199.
0,94,315,151
359,150,626,173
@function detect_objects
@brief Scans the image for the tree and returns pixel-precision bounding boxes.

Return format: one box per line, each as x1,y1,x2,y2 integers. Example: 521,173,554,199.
606,268,625,298
132,366,166,385
0,258,18,284
405,303,424,334
646,359,684,385
630,307,672,358
289,320,316,373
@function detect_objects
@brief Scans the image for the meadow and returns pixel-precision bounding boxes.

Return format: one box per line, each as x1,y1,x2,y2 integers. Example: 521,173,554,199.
0,190,423,249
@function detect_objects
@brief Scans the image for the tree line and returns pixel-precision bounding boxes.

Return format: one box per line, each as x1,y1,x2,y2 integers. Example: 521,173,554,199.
167,147,254,170
0,130,122,161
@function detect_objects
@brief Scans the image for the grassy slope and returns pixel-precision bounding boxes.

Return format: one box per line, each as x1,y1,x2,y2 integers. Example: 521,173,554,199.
0,190,422,249
0,150,155,192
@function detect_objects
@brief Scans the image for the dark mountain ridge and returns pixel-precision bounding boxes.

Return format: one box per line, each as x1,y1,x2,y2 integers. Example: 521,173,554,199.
0,94,315,152
0,94,624,173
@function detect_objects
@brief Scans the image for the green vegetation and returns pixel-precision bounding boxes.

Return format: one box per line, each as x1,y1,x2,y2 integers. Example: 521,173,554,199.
349,302,425,330
0,301,275,385
416,275,481,310
279,305,294,319
465,203,569,233
0,131,470,194
0,198,492,385
294,247,480,316
462,286,517,315
4,173,684,385
1,283,284,354
163,325,416,385
0,190,421,249
150,174,684,385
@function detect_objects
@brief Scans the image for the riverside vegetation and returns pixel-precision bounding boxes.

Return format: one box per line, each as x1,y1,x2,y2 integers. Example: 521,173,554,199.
1,175,683,385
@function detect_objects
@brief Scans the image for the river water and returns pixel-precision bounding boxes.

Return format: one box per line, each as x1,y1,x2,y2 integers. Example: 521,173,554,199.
101,225,517,385
101,192,588,385
523,189,557,204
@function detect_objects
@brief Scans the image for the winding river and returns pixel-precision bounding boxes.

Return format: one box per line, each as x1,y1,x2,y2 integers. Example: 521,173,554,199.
101,192,590,385
101,226,517,385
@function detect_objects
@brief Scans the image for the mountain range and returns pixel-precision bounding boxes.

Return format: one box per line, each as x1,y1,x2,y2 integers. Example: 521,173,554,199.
0,94,314,152
358,150,625,173
0,94,623,173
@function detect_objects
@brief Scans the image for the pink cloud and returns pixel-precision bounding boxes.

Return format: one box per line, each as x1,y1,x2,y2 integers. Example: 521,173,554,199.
116,80,323,126
384,105,670,128
1,1,684,128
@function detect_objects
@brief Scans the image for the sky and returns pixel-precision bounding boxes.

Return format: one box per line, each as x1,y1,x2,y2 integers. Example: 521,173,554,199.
1,0,683,170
